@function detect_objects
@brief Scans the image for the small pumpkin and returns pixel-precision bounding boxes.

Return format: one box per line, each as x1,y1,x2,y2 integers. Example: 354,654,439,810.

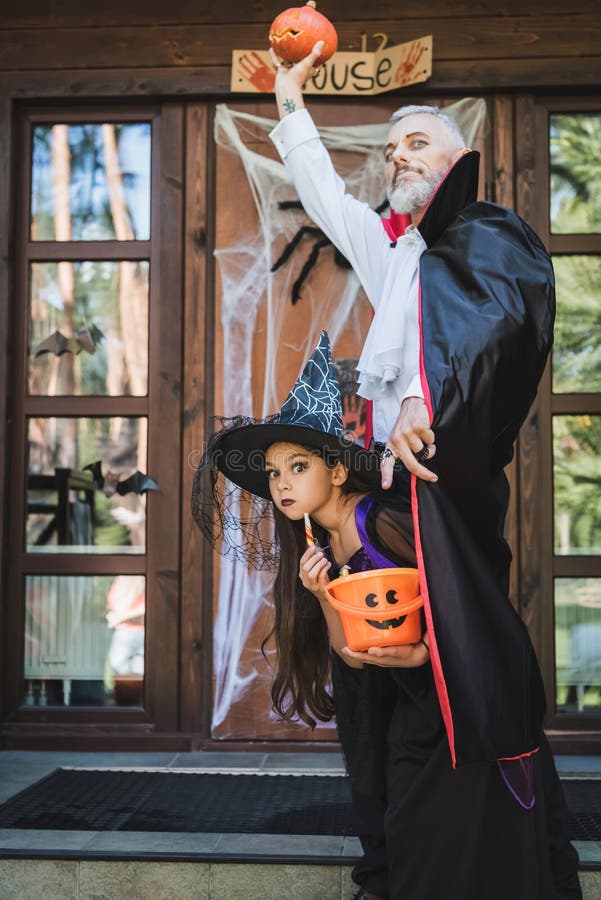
269,1,338,66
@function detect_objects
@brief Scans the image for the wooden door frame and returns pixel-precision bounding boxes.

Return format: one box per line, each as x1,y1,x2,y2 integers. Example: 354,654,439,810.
530,96,601,742
0,100,194,748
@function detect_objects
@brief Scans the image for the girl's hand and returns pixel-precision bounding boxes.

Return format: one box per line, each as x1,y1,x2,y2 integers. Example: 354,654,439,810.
299,545,331,599
341,634,431,668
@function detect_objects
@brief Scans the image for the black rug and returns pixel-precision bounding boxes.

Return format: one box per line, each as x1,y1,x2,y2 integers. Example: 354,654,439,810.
0,770,359,834
0,770,598,840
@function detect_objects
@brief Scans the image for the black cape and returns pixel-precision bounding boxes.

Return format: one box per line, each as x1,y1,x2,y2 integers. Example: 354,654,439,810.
383,151,554,766
329,492,556,900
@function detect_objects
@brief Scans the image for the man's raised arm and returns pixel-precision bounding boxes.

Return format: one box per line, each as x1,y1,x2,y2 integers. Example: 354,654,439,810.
268,43,389,306
269,43,317,120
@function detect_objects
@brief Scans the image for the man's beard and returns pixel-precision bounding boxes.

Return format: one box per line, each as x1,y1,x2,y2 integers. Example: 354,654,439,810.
386,167,445,215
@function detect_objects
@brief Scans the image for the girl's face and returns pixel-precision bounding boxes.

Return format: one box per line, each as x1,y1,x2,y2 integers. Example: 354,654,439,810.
265,442,346,521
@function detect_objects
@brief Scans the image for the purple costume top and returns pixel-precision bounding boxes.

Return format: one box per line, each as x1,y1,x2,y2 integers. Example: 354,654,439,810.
323,495,399,577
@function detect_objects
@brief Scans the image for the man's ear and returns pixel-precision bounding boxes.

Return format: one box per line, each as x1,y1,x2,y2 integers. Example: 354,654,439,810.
452,147,472,165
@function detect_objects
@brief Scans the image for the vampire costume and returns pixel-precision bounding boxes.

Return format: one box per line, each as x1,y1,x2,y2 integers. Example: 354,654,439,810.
266,107,581,898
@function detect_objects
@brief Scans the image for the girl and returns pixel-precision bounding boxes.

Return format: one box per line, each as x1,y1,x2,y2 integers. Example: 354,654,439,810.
266,439,429,730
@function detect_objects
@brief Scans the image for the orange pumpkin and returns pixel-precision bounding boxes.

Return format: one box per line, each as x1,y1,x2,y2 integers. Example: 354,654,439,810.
269,1,338,66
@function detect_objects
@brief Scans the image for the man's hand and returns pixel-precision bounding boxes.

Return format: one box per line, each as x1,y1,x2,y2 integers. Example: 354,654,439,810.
381,396,437,487
269,42,324,119
342,634,430,668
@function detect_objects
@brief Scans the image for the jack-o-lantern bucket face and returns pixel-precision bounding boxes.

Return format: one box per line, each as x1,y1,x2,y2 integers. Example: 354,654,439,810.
269,1,338,66
364,589,408,632
324,568,423,652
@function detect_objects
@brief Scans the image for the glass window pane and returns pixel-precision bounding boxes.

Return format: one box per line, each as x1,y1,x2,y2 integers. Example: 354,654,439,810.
24,574,145,707
555,578,601,714
31,122,151,241
28,261,149,397
552,256,601,393
550,114,601,234
26,417,148,554
553,415,601,555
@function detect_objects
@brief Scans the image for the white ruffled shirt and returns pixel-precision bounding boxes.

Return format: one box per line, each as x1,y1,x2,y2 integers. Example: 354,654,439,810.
270,109,426,443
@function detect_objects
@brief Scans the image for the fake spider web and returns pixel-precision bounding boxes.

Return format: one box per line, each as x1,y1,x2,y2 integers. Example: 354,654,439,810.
208,99,487,736
192,414,281,572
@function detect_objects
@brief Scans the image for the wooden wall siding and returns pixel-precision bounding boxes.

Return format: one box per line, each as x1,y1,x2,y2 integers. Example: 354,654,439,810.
1,0,598,26
181,103,213,737
0,4,596,747
0,2,600,92
2,18,600,68
145,103,185,730
0,95,11,718
491,94,520,614
513,94,551,689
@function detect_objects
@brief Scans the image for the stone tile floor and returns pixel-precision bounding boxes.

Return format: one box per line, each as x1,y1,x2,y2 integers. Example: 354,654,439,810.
0,750,599,869
0,750,354,863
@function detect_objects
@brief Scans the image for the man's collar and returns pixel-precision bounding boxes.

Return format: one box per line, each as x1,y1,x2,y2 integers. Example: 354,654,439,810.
381,151,480,248
416,150,480,248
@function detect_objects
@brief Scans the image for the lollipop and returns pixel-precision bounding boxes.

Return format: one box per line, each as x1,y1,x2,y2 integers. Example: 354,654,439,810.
304,512,315,547
269,1,338,67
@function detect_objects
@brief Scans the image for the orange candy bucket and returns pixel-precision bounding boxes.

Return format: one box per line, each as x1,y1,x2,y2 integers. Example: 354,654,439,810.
324,567,423,652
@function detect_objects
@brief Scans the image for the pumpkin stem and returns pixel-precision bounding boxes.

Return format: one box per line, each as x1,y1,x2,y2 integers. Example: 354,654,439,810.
306,0,317,7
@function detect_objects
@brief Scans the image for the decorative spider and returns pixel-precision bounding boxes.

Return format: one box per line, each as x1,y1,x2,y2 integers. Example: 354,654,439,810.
271,199,389,304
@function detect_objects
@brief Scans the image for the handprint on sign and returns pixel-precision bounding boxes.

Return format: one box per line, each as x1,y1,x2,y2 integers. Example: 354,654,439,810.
238,52,276,93
342,390,367,445
394,41,426,87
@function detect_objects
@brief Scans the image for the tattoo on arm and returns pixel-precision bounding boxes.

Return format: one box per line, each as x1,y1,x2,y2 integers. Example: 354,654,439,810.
282,98,296,114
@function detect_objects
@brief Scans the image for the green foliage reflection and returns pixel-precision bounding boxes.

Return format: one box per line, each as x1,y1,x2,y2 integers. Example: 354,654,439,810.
552,256,601,393
553,415,601,555
550,114,601,234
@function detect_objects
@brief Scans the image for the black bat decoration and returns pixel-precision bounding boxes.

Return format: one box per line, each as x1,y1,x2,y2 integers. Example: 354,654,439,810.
271,199,389,304
33,324,105,358
83,460,159,497
115,471,160,496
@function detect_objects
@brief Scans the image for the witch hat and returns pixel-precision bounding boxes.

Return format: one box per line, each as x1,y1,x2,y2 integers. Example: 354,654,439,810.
209,331,381,499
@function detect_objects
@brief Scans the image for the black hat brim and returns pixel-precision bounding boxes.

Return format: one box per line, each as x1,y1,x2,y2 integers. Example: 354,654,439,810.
212,423,382,500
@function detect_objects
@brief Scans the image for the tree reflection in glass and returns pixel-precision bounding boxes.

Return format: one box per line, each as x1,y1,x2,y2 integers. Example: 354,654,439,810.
28,261,149,397
550,114,601,235
553,415,601,556
552,255,601,394
31,122,151,241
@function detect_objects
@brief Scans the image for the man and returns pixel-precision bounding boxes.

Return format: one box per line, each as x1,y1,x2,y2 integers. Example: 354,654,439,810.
269,43,582,900
270,48,458,491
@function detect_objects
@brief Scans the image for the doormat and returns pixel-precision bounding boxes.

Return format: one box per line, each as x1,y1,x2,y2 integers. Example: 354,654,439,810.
0,770,359,834
0,770,597,840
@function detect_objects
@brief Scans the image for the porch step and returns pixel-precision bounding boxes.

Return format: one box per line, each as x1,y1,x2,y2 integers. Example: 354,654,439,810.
0,850,600,899
0,855,358,900
0,752,600,898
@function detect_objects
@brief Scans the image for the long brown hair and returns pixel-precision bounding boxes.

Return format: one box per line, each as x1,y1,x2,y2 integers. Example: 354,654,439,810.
265,451,376,728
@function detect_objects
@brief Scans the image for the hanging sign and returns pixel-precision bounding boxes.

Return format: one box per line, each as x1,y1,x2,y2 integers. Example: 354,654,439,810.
231,34,432,95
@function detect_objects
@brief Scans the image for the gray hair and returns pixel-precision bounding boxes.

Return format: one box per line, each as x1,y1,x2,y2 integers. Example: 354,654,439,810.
389,105,465,151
